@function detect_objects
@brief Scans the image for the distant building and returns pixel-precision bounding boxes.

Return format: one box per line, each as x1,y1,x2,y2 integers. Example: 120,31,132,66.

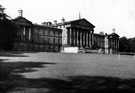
104,33,119,54
94,32,119,54
12,10,119,54
55,18,95,53
13,10,62,52
93,33,105,49
55,18,119,54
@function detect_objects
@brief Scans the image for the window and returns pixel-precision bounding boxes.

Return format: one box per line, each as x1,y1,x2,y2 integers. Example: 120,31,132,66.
43,30,45,34
55,38,58,44
34,28,38,34
44,37,48,44
45,30,48,35
39,37,44,43
50,38,53,44
55,32,58,36
59,32,62,37
58,39,61,44
40,29,44,35
48,38,50,44
50,30,54,36
34,36,38,43
48,30,51,35
53,38,55,44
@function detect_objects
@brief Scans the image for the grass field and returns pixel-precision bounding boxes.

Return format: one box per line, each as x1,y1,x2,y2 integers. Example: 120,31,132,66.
0,52,135,93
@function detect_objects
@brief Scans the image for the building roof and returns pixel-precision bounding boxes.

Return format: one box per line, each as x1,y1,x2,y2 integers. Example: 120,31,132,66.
109,33,119,38
94,33,105,37
13,16,33,26
57,18,95,28
34,24,62,31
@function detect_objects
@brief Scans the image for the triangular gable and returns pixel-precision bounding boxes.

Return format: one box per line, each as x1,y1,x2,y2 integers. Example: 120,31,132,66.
70,18,95,28
109,33,119,38
13,16,33,26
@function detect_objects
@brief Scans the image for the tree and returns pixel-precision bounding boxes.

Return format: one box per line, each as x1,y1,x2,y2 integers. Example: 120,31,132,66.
119,37,129,52
0,5,18,51
119,36,135,53
129,37,135,52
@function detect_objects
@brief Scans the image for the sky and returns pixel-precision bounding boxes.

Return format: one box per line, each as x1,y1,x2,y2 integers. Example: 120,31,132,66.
1,0,135,38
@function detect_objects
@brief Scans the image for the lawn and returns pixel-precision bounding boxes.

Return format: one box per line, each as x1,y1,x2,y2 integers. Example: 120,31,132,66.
0,52,135,93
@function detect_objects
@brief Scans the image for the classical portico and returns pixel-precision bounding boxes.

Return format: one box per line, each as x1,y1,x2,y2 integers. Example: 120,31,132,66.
67,27,94,48
13,16,33,51
109,33,119,54
56,18,95,53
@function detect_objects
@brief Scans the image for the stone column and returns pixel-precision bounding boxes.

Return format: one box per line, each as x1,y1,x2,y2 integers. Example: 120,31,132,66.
85,30,86,47
91,31,93,47
112,39,113,48
75,28,77,46
88,31,89,47
67,28,70,45
84,31,86,47
77,29,79,46
85,31,87,47
78,29,80,47
86,31,87,47
82,31,84,47
23,27,26,35
116,39,118,50
115,39,117,53
116,39,118,53
80,30,82,47
116,39,117,49
110,39,112,48
74,28,76,45
71,28,73,46
117,39,119,50
23,27,26,41
69,28,72,46
117,39,119,53
29,28,31,41
114,39,116,53
89,31,91,48
115,39,116,49
86,30,89,47
83,30,85,47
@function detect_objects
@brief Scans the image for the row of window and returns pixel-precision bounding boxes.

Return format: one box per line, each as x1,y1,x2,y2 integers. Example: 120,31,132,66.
33,36,62,44
34,28,62,37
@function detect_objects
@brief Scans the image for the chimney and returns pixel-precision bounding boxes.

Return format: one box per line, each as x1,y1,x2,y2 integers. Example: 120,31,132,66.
61,17,65,24
99,31,104,35
54,20,57,26
18,9,23,17
42,22,47,26
112,28,115,33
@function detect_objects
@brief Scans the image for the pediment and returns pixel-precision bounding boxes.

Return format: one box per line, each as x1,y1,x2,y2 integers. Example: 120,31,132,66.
71,19,95,28
109,33,119,38
13,16,32,26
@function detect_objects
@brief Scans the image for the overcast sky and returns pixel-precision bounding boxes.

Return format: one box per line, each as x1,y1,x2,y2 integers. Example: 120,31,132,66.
1,0,135,38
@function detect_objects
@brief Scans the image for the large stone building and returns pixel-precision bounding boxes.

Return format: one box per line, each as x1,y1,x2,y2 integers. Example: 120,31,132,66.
94,32,119,54
104,32,119,54
13,10,62,52
55,18,95,53
12,10,119,54
55,18,119,54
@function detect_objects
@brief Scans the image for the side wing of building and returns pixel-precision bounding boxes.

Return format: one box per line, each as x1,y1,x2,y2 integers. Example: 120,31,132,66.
13,16,62,52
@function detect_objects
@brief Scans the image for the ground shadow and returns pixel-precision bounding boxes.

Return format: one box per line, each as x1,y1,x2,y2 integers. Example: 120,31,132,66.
0,60,56,93
1,59,135,93
2,75,135,93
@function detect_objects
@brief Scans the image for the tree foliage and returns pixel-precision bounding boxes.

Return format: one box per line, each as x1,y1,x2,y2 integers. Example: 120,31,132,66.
0,5,18,51
119,37,135,53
